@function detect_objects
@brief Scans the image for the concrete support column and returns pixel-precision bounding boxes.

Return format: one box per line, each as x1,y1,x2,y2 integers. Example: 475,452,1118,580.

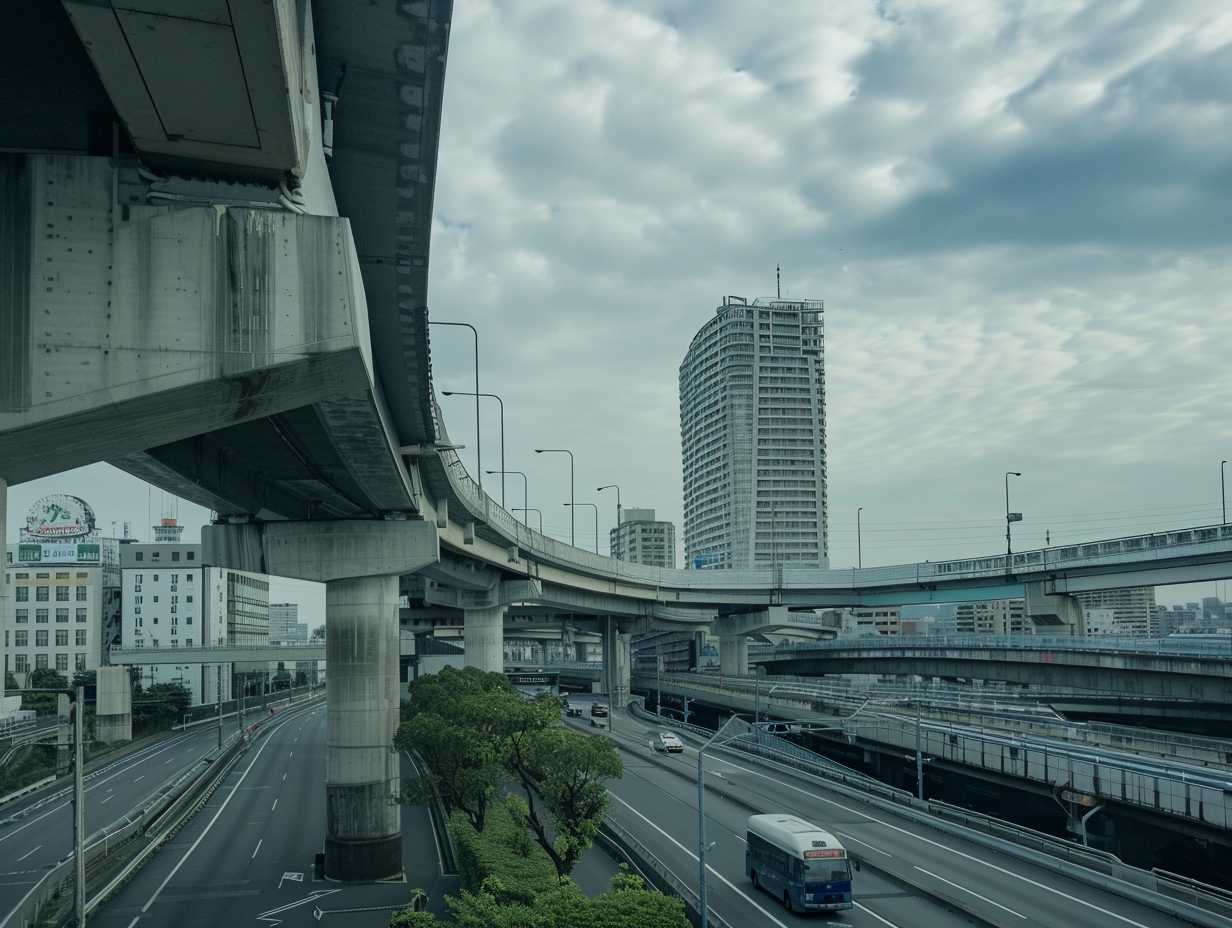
463,605,506,674
1024,581,1084,635
204,518,438,883
96,665,132,742
325,573,402,880
0,478,7,681
719,635,749,677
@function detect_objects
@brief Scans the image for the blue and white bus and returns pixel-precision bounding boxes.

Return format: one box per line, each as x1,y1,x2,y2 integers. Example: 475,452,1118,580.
746,813,858,913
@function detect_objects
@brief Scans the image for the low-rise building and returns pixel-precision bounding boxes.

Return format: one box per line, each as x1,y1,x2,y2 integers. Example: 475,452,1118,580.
610,509,676,568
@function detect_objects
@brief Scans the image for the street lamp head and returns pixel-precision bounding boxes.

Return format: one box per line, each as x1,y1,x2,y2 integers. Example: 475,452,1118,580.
535,449,545,453
441,391,453,396
1009,471,1021,476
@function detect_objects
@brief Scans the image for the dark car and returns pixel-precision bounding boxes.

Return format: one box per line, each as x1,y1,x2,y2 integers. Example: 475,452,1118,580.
591,703,609,717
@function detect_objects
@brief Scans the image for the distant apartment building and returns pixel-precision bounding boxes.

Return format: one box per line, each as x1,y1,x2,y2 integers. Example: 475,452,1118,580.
680,295,828,570
838,606,902,636
3,495,121,682
609,509,676,568
269,603,307,644
954,599,1031,636
1073,587,1157,637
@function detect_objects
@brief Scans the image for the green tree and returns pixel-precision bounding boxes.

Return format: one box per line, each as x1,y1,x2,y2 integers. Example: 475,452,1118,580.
396,666,620,879
70,669,97,691
5,670,19,692
22,667,69,715
388,911,436,927
311,624,326,640
514,725,620,878
131,682,192,735
447,866,688,928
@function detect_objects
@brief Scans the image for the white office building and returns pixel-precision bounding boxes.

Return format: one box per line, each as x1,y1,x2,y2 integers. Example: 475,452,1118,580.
954,599,1031,636
609,509,676,568
120,542,270,704
680,295,828,570
1074,587,1157,636
269,602,307,644
3,495,119,683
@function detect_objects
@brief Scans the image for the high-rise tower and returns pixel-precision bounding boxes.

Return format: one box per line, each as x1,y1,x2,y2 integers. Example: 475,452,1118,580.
679,295,828,570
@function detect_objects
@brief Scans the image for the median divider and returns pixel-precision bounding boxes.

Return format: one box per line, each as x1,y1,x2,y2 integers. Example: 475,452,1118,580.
598,815,734,928
1,693,325,928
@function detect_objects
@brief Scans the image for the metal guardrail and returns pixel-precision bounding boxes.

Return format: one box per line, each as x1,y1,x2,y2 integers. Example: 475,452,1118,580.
755,634,1232,657
626,698,1232,925
602,815,733,928
1,694,324,928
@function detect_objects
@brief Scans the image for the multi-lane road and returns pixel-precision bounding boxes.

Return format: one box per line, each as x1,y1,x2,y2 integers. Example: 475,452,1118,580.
4,695,1211,928
586,706,1206,928
0,707,276,920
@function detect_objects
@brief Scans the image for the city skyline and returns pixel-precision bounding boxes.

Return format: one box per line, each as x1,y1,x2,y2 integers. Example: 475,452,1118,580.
10,2,1232,608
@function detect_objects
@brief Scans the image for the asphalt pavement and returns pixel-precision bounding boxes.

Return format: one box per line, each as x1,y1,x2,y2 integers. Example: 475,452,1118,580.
589,705,1204,928
0,707,272,920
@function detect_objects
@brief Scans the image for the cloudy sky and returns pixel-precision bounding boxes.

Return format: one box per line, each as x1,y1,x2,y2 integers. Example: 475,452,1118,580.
12,0,1232,608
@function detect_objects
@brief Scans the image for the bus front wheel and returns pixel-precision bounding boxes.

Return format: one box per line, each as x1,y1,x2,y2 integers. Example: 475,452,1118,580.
784,892,793,913
751,871,759,890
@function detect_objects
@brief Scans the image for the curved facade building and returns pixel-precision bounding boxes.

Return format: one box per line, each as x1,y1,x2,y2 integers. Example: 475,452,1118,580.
679,295,828,570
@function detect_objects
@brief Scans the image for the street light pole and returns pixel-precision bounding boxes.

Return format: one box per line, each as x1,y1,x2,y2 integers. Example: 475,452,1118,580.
445,391,505,505
488,469,528,521
1005,471,1022,560
1222,461,1227,525
564,502,599,554
857,507,863,570
512,508,543,533
598,484,622,555
429,321,481,488
535,449,575,545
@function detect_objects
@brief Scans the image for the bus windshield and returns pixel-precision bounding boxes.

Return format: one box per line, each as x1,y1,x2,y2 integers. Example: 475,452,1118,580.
802,859,852,882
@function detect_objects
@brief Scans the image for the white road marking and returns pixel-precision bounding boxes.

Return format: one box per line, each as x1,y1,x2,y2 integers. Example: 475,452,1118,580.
134,775,144,782
137,714,292,915
608,793,790,928
836,832,891,856
854,901,901,926
101,795,114,804
272,799,278,811
16,846,41,862
713,756,1155,928
252,839,263,859
282,773,286,781
916,866,1026,918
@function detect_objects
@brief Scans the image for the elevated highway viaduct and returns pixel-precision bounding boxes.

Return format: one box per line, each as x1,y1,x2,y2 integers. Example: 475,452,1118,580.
9,0,1232,885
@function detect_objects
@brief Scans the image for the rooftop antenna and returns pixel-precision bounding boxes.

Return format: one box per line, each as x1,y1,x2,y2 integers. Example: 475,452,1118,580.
776,263,781,299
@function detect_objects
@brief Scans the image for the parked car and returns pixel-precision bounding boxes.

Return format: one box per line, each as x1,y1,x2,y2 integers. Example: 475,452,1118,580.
566,707,583,718
650,731,684,753
591,703,609,717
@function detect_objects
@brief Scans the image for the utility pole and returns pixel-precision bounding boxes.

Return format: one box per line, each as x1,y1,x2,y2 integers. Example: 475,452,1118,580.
74,686,85,927
915,701,924,801
217,667,223,749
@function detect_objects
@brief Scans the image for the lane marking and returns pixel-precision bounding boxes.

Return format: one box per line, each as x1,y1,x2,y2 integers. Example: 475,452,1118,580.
137,713,293,915
101,795,114,804
608,793,790,928
16,846,41,862
252,839,263,859
134,775,144,782
916,867,1026,918
282,773,286,781
854,901,902,926
836,832,891,857
272,799,278,811
288,752,293,758
714,755,1154,928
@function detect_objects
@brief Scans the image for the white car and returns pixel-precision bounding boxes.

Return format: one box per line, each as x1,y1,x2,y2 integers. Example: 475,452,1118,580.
650,731,684,753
